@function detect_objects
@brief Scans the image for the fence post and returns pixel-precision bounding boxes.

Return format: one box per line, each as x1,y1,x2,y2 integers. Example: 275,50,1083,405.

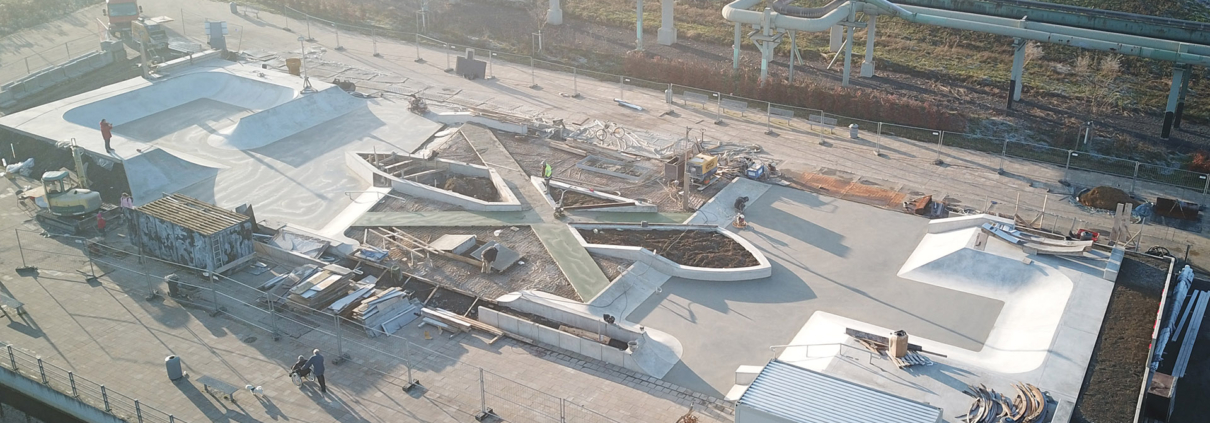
305,16,312,41
85,242,97,282
7,345,15,370
181,9,187,38
135,399,143,423
169,415,175,423
445,45,451,71
37,357,47,384
487,51,493,78
210,282,220,316
999,139,1009,173
561,397,567,423
765,102,773,135
404,339,414,385
572,67,578,96
1131,162,1140,193
25,57,31,75
283,4,289,31
479,368,487,415
1064,151,1074,181
619,76,625,100
334,313,343,361
335,23,342,50
372,29,380,57
269,299,280,340
101,385,110,412
15,229,31,270
530,57,537,89
65,43,71,59
414,34,423,63
69,371,77,396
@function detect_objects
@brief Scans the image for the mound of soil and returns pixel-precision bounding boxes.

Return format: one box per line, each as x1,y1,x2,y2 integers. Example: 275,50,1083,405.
443,176,500,202
551,188,612,208
1079,186,1138,211
578,228,759,268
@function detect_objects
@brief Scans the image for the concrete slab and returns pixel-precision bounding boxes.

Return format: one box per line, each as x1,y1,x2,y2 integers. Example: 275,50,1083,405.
469,240,522,272
431,234,477,254
628,186,1004,397
532,223,612,301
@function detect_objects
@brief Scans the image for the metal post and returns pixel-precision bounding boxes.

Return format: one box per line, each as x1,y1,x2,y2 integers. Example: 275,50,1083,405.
1131,162,1140,193
6,345,15,370
283,4,289,31
101,385,110,412
86,241,97,281
372,29,380,57
479,368,487,414
306,16,312,41
561,398,567,423
530,57,537,88
619,76,625,99
181,9,187,38
765,102,773,135
1014,192,1020,216
682,149,691,210
169,416,175,423
573,67,578,96
37,357,46,384
999,139,1009,173
1203,175,1209,198
25,57,30,75
335,24,342,50
488,52,494,78
933,131,944,165
136,399,143,423
211,281,220,316
334,313,343,359
445,45,451,71
70,372,77,396
405,340,414,384
65,43,71,58
714,93,722,124
15,229,29,270
414,33,423,63
1064,151,1074,181
269,299,279,340
789,30,796,82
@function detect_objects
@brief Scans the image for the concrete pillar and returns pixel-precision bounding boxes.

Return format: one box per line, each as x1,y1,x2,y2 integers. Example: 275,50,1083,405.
859,16,876,78
733,22,741,70
842,25,854,86
1008,38,1025,109
1175,64,1192,128
789,30,797,83
1162,65,1186,139
547,0,562,25
636,0,644,51
658,0,676,45
829,25,843,52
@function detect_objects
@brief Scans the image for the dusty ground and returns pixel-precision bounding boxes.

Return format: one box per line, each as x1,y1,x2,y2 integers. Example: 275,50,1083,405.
591,254,634,282
354,226,576,301
1073,255,1166,423
578,228,759,268
550,187,613,207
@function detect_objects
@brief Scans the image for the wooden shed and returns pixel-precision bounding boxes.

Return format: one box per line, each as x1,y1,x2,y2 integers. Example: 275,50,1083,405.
131,194,255,274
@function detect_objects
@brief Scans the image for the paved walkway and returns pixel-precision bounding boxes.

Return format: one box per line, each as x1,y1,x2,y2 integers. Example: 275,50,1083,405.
354,210,542,227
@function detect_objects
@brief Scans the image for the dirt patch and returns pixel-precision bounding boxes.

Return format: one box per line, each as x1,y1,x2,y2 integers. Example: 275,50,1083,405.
1073,256,1165,423
550,187,613,208
591,254,634,281
1078,186,1140,211
443,176,499,202
577,228,759,268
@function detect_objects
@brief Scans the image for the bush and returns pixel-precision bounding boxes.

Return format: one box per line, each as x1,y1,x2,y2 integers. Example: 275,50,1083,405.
1190,151,1210,173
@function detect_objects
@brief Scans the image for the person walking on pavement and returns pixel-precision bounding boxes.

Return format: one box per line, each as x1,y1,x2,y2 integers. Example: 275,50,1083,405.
481,244,498,274
95,211,107,236
99,119,114,152
302,349,326,393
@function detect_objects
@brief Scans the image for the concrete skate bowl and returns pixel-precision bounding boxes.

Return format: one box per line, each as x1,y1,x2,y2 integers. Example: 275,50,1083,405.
897,228,1074,373
62,72,296,143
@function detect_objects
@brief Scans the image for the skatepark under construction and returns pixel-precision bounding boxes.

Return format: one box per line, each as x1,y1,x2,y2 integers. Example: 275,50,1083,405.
0,35,1130,423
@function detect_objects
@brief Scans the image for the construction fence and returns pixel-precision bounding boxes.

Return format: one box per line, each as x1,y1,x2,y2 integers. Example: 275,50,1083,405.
10,228,634,423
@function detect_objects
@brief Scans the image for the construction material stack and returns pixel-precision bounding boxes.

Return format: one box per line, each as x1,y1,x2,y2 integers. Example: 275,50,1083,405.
353,288,420,337
287,264,354,309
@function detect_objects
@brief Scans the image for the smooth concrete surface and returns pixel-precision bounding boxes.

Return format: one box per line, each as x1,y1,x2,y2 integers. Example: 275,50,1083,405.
628,186,1004,397
353,210,543,227
685,177,772,227
533,223,613,301
0,63,443,227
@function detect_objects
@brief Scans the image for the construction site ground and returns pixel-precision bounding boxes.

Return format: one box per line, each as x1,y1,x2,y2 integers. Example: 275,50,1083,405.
1072,256,1166,423
578,228,760,268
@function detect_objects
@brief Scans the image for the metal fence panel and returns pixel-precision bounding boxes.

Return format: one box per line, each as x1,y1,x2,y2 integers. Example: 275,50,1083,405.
483,370,563,423
1005,141,1067,166
1138,163,1209,192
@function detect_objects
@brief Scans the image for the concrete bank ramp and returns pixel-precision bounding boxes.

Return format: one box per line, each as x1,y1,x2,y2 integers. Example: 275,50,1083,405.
123,147,223,206
208,86,362,150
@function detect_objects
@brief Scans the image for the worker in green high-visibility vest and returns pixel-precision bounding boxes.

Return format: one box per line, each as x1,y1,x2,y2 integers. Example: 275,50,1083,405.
542,161,553,181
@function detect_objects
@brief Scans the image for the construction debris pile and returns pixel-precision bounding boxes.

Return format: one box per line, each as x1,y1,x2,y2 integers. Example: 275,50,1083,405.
354,287,421,337
961,383,1048,423
1078,186,1138,211
288,265,355,309
847,328,938,370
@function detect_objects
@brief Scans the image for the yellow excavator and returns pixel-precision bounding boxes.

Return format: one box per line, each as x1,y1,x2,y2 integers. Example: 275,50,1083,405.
18,142,116,234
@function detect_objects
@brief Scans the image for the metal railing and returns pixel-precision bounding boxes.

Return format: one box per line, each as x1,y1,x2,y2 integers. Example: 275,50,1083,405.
0,341,185,423
9,229,646,423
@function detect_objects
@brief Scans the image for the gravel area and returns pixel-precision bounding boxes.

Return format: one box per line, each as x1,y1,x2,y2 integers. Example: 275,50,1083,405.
1073,255,1167,423
355,226,575,301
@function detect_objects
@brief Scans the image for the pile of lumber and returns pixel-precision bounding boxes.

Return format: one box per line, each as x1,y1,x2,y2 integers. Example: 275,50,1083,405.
288,265,353,309
421,307,531,344
261,264,320,307
353,288,419,337
327,276,376,315
961,383,1047,423
847,328,943,369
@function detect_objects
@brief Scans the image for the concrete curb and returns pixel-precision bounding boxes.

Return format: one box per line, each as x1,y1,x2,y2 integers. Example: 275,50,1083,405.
345,151,523,211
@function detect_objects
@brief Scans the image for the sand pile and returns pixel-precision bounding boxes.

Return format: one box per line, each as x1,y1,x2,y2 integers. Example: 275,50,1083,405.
1079,186,1137,211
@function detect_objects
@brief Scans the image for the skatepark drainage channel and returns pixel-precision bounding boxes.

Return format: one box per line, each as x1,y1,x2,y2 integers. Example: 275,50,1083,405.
578,228,759,268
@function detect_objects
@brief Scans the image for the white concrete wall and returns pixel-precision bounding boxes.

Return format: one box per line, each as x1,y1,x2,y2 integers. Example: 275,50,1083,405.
1,50,120,108
430,112,528,135
345,151,523,211
253,241,327,268
0,365,128,423
544,179,658,213
570,223,772,281
493,295,641,342
155,50,221,74
479,308,641,373
926,214,1013,234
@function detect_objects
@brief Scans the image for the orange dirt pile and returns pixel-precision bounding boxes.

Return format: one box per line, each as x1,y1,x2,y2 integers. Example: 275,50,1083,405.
1078,186,1138,211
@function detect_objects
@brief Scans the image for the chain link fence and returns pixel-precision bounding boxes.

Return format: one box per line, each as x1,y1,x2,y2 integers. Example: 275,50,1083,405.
10,228,641,422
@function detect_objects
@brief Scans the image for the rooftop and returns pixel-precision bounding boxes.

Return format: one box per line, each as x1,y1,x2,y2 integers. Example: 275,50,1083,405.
737,359,942,423
137,193,249,235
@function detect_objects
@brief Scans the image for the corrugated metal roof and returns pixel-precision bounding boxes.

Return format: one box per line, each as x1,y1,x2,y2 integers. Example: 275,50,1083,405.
737,360,941,423
136,194,249,236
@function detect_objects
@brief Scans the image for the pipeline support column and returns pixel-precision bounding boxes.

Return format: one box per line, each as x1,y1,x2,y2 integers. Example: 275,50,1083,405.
1174,64,1192,128
658,0,676,45
859,15,877,78
1008,38,1025,108
636,0,645,51
733,22,741,70
547,0,562,25
1162,65,1187,139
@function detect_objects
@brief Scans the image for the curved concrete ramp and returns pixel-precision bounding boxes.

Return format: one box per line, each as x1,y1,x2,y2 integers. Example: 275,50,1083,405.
63,72,296,127
123,147,224,206
897,226,1073,373
208,86,362,150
